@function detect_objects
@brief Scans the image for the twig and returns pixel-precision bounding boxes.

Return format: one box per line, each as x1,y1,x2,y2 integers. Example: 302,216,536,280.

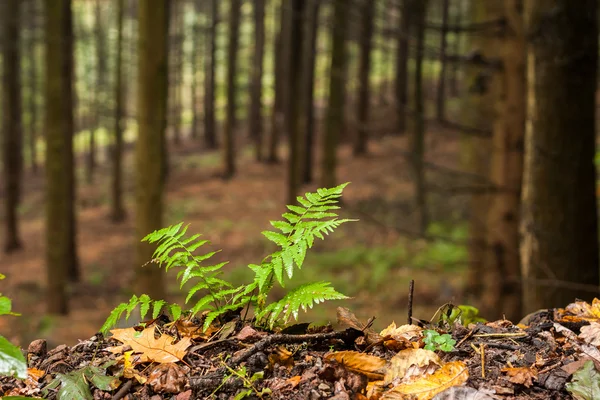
473,332,527,338
407,280,414,325
111,380,133,400
456,329,474,348
480,344,486,378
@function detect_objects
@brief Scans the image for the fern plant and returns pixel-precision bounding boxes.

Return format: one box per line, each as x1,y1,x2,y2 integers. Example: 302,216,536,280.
102,183,355,333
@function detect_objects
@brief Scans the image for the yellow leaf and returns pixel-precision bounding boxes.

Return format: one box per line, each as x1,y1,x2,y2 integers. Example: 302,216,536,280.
384,349,441,386
325,351,388,381
268,346,295,370
123,351,147,384
382,361,469,400
556,298,600,322
109,326,191,364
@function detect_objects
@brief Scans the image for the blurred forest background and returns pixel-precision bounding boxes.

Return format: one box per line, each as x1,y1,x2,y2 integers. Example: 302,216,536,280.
1,0,598,347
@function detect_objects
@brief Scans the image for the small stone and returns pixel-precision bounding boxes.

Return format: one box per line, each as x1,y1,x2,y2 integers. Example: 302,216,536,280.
176,390,193,400
318,383,331,392
28,339,47,357
309,389,322,400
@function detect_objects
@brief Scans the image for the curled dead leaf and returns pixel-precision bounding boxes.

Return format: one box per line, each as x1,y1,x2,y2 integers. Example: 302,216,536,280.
501,366,538,388
325,350,388,381
148,363,188,394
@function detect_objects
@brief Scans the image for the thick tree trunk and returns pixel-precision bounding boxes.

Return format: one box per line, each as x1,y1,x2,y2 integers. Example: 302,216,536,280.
3,0,23,253
435,0,449,121
223,0,241,179
301,0,320,184
286,0,306,205
395,0,411,134
520,0,599,314
135,0,169,299
250,0,266,161
45,0,77,312
354,0,374,156
320,0,347,188
204,0,218,149
111,0,126,223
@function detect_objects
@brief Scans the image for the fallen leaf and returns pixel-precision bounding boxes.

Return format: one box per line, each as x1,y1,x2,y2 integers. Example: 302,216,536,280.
337,307,382,345
380,323,423,351
286,375,302,389
566,360,600,400
502,366,537,387
382,361,469,400
268,346,294,370
26,368,45,388
109,326,191,363
556,298,600,323
175,319,214,340
147,363,188,394
123,350,146,384
580,322,600,347
325,351,387,381
384,348,441,386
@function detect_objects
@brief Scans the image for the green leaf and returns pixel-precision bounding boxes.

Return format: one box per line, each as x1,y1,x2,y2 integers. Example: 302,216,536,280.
0,296,18,316
566,360,600,400
82,366,120,391
0,335,26,379
262,231,288,247
55,371,93,400
286,205,306,215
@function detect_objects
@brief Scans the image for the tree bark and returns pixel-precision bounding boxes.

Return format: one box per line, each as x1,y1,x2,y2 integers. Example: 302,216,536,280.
170,0,184,146
301,0,320,184
395,0,411,134
45,0,78,312
520,0,599,314
135,0,169,299
321,0,347,188
111,0,126,223
354,0,374,156
435,0,449,121
26,0,40,173
204,0,218,149
480,0,525,322
250,0,266,162
223,0,241,179
3,0,23,253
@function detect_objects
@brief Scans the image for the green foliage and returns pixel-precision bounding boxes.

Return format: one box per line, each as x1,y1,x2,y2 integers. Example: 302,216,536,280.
0,274,27,380
566,360,600,400
43,364,120,400
423,329,456,352
103,183,354,333
220,364,271,400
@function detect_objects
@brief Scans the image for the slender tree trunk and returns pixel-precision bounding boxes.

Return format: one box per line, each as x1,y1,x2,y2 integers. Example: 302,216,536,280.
286,0,306,205
3,0,23,253
204,0,218,149
267,0,288,164
190,0,201,140
354,0,374,156
45,0,77,312
88,0,106,184
436,0,449,121
135,0,169,299
250,0,266,161
449,0,462,97
111,0,126,223
26,0,39,173
223,0,241,179
395,0,411,134
170,0,183,146
301,0,320,184
520,0,599,314
320,0,347,188
410,0,428,234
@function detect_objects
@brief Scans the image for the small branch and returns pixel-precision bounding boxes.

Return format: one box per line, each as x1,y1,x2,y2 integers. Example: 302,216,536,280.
111,380,133,400
407,280,414,325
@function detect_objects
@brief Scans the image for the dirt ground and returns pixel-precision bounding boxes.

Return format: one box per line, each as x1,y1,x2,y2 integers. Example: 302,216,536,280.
1,108,474,349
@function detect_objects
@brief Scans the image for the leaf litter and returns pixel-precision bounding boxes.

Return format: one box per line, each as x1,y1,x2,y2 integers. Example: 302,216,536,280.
4,299,600,399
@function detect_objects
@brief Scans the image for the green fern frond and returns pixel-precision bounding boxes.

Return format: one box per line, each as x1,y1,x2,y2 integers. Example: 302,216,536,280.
258,282,348,329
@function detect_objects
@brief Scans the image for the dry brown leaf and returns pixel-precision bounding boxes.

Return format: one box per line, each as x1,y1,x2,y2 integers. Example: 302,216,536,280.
380,323,423,351
579,322,600,347
501,366,537,388
556,298,600,322
123,350,147,384
382,361,469,400
286,375,302,389
384,349,441,386
147,363,188,394
26,368,45,388
325,350,388,381
109,326,191,363
269,346,295,370
337,307,382,345
174,319,215,340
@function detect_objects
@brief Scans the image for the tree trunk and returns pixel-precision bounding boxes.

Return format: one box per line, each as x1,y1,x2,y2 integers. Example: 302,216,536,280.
435,0,449,121
520,0,599,314
26,0,39,173
88,0,106,184
449,0,463,97
190,0,201,140
170,0,183,146
301,0,320,184
354,0,374,156
111,0,126,223
320,0,347,188
223,0,241,179
395,0,411,134
204,0,218,149
410,0,428,234
45,0,77,312
3,0,23,253
479,0,525,322
250,0,266,161
286,0,306,205
135,0,169,299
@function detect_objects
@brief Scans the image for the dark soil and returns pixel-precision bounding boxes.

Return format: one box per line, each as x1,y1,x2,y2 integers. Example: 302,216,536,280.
0,305,589,399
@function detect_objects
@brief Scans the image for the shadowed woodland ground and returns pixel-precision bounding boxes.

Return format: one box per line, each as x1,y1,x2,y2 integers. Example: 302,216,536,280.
1,106,473,348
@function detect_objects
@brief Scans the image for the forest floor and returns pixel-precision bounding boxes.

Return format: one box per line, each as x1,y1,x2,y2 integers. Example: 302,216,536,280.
0,106,477,349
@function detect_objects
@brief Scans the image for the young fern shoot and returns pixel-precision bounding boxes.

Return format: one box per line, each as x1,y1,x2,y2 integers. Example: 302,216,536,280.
102,183,355,333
